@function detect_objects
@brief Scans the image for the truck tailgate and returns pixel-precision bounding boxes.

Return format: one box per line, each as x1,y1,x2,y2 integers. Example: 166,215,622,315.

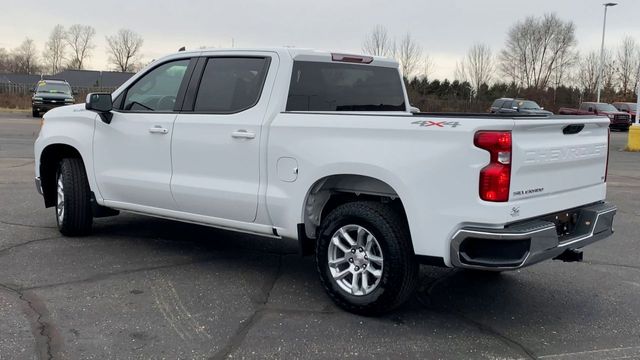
510,117,609,202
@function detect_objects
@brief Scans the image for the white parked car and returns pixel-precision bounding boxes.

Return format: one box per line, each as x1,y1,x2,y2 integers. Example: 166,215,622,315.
34,48,616,315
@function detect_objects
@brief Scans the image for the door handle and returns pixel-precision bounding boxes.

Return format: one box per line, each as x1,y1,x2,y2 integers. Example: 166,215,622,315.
149,126,168,134
231,130,256,139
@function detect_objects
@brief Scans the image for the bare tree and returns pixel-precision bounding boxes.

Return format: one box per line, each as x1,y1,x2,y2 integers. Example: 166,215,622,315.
601,48,617,92
454,44,494,96
551,45,577,90
42,25,67,74
499,13,577,89
421,55,434,79
66,24,96,70
576,51,600,97
616,36,639,97
362,25,395,57
13,38,39,74
397,33,422,78
106,29,144,72
0,48,10,72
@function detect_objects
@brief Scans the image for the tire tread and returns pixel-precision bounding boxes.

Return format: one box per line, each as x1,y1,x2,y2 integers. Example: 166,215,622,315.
316,201,418,315
57,158,92,236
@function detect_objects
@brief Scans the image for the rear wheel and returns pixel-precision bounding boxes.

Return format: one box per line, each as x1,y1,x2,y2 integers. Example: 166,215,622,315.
316,201,418,315
55,158,93,236
32,108,39,118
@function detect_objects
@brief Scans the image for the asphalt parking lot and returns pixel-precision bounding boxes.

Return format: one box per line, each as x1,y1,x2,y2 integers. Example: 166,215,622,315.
1,111,639,360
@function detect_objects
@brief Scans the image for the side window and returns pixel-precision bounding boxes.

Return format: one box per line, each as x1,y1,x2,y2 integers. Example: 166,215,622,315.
501,101,513,109
123,59,189,112
194,57,269,113
491,100,503,108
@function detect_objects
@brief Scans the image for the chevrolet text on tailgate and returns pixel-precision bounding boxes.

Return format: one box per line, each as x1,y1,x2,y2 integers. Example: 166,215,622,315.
34,48,617,315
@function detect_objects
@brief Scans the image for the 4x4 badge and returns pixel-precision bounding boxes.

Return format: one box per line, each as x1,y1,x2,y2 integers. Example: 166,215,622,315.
412,120,461,128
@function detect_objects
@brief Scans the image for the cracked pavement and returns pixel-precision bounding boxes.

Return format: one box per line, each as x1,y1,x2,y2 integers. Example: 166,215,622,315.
1,111,639,359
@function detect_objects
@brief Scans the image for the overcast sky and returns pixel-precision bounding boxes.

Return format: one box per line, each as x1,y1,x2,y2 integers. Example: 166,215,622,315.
2,0,639,79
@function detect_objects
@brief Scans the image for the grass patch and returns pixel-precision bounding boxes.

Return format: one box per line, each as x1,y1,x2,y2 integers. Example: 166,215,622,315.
0,93,31,110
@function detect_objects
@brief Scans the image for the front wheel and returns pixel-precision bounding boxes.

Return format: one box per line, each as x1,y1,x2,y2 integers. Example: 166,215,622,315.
316,201,418,315
32,108,39,117
55,158,93,236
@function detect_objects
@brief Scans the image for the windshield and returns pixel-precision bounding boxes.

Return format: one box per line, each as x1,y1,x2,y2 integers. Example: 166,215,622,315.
595,103,618,112
514,100,541,110
36,81,71,94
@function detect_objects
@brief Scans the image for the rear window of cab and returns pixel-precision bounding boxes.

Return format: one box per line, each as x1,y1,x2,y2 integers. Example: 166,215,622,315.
286,61,406,112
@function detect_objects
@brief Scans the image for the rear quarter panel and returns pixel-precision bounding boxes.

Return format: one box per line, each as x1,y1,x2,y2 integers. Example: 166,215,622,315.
266,114,611,266
266,113,519,263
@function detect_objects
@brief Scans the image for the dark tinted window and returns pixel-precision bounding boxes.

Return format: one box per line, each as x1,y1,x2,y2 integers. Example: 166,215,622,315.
514,100,541,110
194,57,269,113
286,61,405,111
123,59,189,112
580,103,592,111
501,100,513,109
491,99,504,108
595,103,618,112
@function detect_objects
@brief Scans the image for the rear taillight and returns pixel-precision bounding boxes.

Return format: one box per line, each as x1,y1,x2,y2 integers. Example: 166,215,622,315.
474,131,512,202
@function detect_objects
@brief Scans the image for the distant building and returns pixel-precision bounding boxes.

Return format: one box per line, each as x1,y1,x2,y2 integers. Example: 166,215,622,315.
0,69,135,89
0,73,42,86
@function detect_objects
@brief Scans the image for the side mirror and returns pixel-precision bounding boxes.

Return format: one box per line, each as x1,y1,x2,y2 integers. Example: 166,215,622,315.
72,90,78,96
30,89,35,94
409,105,420,113
86,93,113,123
540,107,545,110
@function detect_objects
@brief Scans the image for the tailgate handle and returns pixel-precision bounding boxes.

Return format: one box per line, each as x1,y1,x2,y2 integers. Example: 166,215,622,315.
563,124,584,135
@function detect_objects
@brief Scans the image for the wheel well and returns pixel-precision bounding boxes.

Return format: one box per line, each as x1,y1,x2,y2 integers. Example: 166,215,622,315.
302,175,408,241
40,144,84,207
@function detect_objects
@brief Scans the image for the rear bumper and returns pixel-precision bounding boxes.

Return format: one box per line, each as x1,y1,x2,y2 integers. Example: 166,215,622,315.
450,202,616,271
610,122,631,130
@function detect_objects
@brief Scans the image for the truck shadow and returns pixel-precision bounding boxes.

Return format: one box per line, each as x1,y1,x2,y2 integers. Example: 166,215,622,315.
88,212,614,357
92,212,604,327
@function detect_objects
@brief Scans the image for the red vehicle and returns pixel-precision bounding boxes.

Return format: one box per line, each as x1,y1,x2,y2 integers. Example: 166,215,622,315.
613,102,637,124
558,102,632,131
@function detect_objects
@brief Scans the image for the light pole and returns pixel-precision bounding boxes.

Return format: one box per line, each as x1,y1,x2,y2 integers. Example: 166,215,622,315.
596,2,618,103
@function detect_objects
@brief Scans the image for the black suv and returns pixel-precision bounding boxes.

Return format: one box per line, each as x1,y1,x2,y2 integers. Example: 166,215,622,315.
31,79,75,117
489,98,553,115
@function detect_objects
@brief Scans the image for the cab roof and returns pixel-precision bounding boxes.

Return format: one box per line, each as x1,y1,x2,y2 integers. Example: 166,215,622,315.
160,47,400,68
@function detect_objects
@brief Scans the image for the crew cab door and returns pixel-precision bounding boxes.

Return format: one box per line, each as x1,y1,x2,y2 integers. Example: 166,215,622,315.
171,54,276,222
93,58,195,209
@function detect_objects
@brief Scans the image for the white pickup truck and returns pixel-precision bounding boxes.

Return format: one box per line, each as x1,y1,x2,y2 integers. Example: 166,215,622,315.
34,48,616,315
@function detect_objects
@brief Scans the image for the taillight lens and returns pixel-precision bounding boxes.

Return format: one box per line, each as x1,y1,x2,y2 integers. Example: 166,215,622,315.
475,131,512,202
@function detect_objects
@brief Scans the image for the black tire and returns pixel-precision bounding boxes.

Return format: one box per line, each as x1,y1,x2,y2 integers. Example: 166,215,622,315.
32,108,39,118
55,158,93,236
316,201,418,315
